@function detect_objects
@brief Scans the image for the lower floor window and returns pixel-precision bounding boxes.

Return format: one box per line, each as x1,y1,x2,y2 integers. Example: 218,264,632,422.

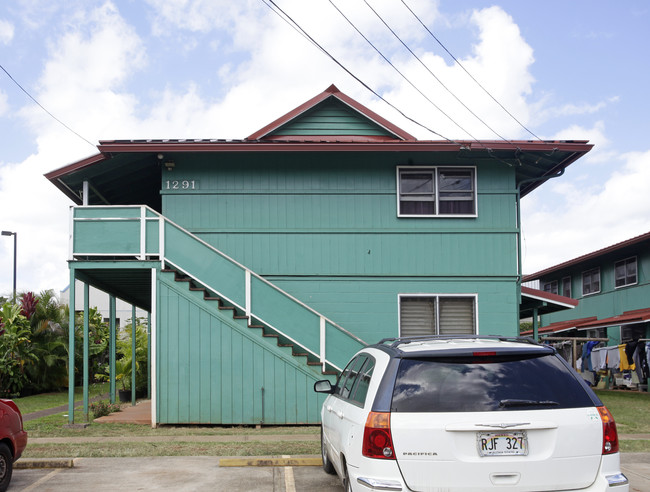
399,295,476,336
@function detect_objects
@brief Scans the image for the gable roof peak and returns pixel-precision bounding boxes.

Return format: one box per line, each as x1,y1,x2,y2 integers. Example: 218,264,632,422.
324,84,340,94
246,84,416,142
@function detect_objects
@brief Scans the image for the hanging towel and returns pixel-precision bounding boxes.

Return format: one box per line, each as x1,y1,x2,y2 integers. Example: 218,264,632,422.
606,346,620,369
619,344,635,371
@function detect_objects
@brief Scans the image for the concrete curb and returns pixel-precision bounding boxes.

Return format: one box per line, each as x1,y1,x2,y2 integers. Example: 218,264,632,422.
220,456,322,467
15,458,75,469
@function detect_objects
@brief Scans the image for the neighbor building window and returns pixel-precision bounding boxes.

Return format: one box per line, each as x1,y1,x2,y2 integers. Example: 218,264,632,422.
562,276,572,298
615,257,637,288
399,295,477,336
582,268,600,295
543,281,558,295
398,167,476,217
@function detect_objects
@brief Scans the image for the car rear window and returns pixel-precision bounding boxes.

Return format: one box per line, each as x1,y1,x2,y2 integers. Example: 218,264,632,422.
391,353,594,412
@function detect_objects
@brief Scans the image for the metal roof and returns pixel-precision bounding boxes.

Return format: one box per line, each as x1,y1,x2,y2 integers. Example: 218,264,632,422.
523,230,650,281
44,85,593,207
519,286,578,319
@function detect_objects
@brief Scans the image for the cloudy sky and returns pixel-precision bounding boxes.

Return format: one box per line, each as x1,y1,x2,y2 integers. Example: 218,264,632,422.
1,0,649,297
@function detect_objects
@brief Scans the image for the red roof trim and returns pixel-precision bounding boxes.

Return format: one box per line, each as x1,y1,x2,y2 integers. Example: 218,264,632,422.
521,316,598,336
576,308,650,330
523,230,650,281
92,139,591,154
521,286,579,308
245,84,416,141
44,152,106,180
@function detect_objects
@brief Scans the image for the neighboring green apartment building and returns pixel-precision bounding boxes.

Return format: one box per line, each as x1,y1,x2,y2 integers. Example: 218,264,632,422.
523,231,650,344
46,85,592,425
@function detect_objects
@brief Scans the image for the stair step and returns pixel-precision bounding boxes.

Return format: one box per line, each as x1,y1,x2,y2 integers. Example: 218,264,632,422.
161,267,339,377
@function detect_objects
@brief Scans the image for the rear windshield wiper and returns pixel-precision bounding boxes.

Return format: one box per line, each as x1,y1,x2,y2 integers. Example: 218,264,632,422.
499,399,559,408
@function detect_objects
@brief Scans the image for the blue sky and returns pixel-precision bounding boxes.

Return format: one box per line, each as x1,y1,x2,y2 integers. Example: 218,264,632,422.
1,0,649,296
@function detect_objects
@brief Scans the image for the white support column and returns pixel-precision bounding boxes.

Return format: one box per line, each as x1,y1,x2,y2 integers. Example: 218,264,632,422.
150,268,157,428
140,207,146,260
320,317,326,372
68,207,74,261
82,181,89,206
159,216,165,269
245,270,251,318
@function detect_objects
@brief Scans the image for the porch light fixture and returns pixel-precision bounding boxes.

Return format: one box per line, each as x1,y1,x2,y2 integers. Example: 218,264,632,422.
1,230,17,301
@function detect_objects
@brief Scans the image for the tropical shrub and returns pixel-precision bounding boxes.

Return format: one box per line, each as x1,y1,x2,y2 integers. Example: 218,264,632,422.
0,303,37,397
90,399,121,419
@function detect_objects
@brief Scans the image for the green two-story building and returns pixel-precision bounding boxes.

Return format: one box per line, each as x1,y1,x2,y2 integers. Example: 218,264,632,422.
523,231,650,343
46,85,591,425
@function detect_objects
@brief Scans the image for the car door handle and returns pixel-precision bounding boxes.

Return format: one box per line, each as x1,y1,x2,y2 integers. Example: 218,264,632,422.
336,410,344,419
326,405,333,413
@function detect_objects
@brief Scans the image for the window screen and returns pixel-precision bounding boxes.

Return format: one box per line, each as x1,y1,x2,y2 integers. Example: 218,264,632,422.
400,296,476,336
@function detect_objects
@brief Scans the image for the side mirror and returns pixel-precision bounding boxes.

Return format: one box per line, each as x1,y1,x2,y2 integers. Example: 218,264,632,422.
314,379,334,394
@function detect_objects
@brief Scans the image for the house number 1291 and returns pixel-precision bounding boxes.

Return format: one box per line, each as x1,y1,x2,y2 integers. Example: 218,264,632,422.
165,180,197,190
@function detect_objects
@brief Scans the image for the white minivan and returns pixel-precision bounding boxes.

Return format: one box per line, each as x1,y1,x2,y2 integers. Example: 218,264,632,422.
315,336,628,492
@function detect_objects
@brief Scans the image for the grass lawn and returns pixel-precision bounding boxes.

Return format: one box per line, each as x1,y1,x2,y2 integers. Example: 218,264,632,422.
595,389,650,434
14,388,650,458
14,383,110,415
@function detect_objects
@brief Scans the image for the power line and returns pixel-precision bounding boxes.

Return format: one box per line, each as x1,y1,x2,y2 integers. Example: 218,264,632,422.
261,0,458,143
0,63,96,149
328,0,482,143
361,0,513,145
399,0,543,142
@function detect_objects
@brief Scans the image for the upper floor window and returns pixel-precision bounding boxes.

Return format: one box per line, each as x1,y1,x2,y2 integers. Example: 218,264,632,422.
615,257,637,288
543,280,558,295
397,167,476,217
562,276,572,298
582,268,600,296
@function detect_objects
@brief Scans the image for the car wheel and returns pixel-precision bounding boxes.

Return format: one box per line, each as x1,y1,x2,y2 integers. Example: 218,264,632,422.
0,442,13,492
343,462,353,492
320,427,336,474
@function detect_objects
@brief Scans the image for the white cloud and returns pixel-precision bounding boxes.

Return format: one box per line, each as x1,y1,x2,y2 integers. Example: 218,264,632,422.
0,19,14,44
0,90,8,116
522,148,650,274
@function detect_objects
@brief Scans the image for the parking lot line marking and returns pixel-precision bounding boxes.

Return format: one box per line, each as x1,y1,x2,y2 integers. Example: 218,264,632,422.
283,455,296,492
21,468,64,492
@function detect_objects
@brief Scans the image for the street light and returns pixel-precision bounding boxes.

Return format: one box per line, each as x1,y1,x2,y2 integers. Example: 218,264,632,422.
1,230,16,301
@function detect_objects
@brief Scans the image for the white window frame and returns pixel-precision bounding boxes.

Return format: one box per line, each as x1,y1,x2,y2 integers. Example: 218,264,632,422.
614,256,637,288
543,280,558,295
582,267,601,296
562,276,572,298
396,166,477,218
397,294,479,336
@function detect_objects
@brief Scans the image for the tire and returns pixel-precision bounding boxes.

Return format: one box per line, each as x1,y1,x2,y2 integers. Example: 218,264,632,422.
343,461,353,492
0,442,13,492
320,427,336,475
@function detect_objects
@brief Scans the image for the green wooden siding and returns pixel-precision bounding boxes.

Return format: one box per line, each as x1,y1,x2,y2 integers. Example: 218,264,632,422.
160,151,520,339
156,274,330,424
267,278,518,342
538,245,650,342
268,98,394,137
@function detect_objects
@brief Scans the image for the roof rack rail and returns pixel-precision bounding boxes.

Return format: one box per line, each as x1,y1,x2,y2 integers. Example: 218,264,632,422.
377,335,540,349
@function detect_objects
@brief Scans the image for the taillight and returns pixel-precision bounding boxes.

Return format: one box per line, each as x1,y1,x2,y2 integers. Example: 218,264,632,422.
362,412,396,459
598,406,619,455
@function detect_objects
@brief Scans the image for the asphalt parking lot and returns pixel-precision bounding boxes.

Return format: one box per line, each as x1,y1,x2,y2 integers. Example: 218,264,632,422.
10,456,343,492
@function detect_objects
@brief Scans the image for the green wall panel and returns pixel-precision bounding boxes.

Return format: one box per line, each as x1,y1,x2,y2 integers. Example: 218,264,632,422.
156,275,330,425
266,277,519,343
